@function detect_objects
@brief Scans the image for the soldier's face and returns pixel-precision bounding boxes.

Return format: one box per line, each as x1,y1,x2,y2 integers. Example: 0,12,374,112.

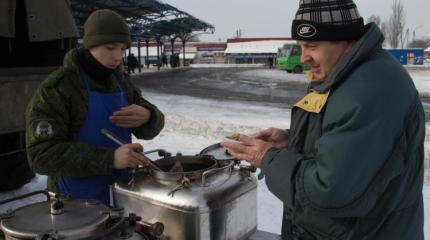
90,43,127,69
298,40,354,81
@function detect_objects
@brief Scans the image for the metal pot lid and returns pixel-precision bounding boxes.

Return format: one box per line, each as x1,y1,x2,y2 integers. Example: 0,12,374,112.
1,199,112,239
199,143,236,161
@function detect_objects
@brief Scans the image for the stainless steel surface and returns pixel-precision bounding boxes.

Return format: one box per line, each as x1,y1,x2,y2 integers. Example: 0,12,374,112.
104,225,153,240
200,143,236,161
201,160,233,186
114,156,258,240
248,230,281,240
101,128,163,171
0,199,113,239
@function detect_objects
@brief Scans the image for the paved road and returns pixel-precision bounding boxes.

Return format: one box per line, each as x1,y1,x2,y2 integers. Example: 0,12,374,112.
132,67,430,120
132,67,306,109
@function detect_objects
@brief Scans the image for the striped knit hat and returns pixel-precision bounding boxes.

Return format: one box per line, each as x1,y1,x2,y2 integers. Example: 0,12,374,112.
292,0,365,41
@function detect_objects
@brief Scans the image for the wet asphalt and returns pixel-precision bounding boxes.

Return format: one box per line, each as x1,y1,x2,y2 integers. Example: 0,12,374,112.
132,67,307,109
131,67,430,121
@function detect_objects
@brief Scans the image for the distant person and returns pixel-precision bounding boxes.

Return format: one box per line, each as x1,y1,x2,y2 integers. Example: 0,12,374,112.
175,54,180,67
169,55,174,68
170,53,179,68
222,0,425,239
162,54,168,67
268,56,274,69
274,54,278,68
127,53,138,73
25,9,164,205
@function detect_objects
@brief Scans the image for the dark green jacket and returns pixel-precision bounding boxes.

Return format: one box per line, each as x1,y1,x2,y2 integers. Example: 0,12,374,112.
25,48,164,191
260,24,425,239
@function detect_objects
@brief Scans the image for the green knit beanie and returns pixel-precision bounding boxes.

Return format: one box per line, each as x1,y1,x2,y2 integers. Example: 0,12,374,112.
83,9,131,49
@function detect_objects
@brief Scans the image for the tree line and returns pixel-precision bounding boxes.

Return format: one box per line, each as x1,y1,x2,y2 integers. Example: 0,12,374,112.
367,0,429,49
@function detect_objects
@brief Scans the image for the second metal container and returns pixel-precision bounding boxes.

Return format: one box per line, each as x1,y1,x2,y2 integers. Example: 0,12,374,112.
113,155,257,240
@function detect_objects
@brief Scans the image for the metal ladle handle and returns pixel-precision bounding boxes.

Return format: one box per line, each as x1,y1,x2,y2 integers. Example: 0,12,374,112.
101,129,163,171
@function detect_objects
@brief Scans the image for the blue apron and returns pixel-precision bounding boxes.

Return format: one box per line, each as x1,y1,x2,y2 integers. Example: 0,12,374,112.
57,67,131,204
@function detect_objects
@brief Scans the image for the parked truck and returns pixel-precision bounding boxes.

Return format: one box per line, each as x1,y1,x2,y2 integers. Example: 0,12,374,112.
0,0,78,191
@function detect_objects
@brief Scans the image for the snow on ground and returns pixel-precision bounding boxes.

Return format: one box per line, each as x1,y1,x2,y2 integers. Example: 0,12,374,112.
1,67,430,237
235,68,308,84
410,69,430,96
135,92,291,234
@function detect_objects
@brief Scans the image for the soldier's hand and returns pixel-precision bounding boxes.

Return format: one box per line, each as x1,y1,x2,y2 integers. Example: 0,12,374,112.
110,104,151,128
113,143,149,169
221,134,274,168
251,128,289,149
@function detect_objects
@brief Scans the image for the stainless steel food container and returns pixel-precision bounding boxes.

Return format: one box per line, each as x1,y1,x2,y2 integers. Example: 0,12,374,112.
0,197,151,240
113,155,257,240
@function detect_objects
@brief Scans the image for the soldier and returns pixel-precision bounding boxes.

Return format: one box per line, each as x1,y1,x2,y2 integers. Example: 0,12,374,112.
25,9,164,205
127,53,138,73
222,0,425,239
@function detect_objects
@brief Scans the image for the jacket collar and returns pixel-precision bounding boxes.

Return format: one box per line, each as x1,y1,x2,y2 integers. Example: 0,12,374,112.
312,23,385,93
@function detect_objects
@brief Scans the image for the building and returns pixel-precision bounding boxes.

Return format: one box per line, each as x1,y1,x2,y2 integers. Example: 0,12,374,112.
224,38,292,64
424,46,430,59
129,43,162,67
130,41,227,67
193,42,227,64
387,48,424,65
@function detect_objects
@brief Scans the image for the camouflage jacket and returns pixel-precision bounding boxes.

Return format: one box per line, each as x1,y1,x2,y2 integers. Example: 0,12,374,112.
25,48,164,192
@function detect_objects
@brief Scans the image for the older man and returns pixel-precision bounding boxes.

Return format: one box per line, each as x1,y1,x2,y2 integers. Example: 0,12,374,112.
222,0,425,239
25,9,164,205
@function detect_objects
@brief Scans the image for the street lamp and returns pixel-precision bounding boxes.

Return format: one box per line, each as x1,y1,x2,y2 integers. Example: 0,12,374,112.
412,25,423,45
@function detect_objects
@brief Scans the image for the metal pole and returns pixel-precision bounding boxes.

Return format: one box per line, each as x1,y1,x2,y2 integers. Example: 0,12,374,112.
182,39,186,67
156,37,160,71
126,46,131,73
171,38,175,67
137,39,141,72
145,40,149,69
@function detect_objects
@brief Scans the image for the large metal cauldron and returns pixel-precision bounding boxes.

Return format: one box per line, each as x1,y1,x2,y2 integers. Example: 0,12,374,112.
0,193,164,240
113,155,257,240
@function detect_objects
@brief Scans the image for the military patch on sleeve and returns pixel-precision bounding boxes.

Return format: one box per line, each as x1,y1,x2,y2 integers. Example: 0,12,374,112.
34,120,54,139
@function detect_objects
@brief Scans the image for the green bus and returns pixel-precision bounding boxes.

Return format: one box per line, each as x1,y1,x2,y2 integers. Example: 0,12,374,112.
277,42,310,73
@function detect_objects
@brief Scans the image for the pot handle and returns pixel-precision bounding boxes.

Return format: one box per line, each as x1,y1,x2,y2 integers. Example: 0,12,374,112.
143,149,172,157
201,161,234,186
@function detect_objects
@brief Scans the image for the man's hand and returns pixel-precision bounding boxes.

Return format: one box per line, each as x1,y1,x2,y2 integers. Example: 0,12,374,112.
252,128,289,149
113,143,150,169
110,104,151,128
221,134,274,168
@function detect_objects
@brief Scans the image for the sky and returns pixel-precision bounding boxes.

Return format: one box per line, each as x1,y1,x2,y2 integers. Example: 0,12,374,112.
161,0,430,42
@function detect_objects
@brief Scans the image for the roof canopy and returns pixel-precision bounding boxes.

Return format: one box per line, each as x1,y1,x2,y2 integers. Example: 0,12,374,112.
70,0,214,41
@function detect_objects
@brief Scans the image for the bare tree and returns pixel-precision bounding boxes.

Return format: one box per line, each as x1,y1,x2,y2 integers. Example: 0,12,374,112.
385,0,406,48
